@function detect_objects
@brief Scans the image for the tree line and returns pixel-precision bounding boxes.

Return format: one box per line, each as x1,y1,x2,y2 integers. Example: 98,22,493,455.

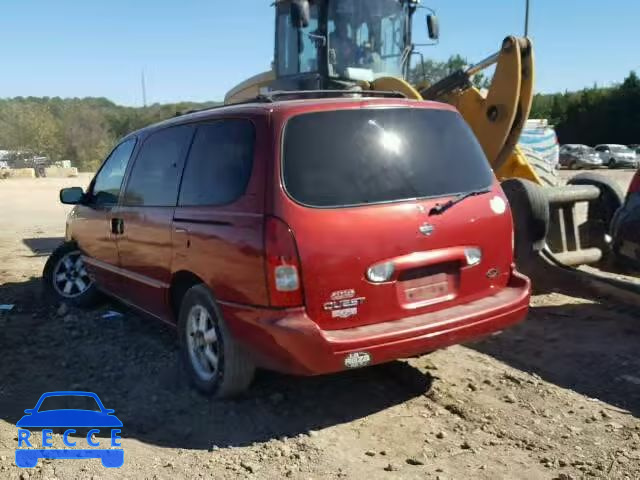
0,54,490,173
530,71,640,145
2,69,638,172
0,97,218,171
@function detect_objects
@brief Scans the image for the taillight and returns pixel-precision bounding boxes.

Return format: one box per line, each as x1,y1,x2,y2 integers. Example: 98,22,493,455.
265,216,303,307
629,170,640,196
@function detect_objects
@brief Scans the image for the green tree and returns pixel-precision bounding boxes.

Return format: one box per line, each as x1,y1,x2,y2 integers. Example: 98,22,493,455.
409,54,491,90
0,97,219,172
0,101,64,158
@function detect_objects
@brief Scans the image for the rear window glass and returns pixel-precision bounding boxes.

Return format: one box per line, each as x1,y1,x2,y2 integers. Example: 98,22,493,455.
283,108,494,208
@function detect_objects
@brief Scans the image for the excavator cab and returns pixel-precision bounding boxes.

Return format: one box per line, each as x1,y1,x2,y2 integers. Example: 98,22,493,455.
272,0,435,91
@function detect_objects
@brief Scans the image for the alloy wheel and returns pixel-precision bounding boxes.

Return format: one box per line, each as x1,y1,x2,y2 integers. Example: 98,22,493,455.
186,305,221,382
52,251,93,299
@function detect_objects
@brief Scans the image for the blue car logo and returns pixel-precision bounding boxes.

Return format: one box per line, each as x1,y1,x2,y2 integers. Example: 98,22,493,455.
16,391,124,468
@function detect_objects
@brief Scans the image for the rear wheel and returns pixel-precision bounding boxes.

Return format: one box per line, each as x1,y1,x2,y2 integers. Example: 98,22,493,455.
501,178,550,271
567,173,624,255
178,284,255,398
608,158,617,169
42,242,101,307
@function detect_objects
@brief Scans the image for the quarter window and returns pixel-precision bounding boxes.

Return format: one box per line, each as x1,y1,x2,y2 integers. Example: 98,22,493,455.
179,120,255,206
123,125,194,207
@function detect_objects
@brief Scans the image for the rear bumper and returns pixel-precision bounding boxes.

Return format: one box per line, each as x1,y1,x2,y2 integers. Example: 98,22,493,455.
219,270,531,376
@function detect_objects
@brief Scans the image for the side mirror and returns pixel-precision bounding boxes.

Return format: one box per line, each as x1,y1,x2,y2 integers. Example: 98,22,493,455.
24,409,34,415
104,409,115,414
60,187,84,205
290,0,310,29
427,14,440,40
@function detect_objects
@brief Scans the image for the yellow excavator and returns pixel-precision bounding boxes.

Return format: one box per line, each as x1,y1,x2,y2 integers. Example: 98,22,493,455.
225,0,627,283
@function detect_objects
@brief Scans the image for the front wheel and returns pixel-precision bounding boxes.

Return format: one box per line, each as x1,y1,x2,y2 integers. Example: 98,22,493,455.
178,284,255,398
608,158,617,169
42,242,101,307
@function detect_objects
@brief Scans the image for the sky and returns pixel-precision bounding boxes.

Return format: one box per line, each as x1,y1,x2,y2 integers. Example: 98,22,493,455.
1,0,639,106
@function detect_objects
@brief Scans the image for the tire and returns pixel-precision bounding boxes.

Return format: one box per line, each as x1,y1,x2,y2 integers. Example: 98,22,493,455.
501,178,550,267
42,242,101,307
569,161,578,170
608,158,616,169
523,150,560,187
567,172,625,254
178,284,255,398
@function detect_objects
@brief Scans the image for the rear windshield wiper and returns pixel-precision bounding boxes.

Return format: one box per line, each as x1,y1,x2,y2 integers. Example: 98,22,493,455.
429,188,491,216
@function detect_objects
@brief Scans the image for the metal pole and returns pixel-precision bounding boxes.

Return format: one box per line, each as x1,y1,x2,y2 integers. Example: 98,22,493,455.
524,0,530,37
141,70,147,107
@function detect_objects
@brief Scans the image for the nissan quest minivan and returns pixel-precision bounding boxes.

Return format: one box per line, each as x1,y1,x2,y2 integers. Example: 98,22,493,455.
45,95,531,397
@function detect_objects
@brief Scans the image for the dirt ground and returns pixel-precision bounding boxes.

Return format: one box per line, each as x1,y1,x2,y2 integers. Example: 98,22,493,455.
0,171,639,480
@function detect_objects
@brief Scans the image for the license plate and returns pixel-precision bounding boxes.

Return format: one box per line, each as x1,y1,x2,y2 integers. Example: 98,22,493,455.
403,273,450,303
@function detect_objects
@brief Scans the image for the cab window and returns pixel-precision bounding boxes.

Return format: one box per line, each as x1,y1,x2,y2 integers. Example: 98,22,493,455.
276,2,320,76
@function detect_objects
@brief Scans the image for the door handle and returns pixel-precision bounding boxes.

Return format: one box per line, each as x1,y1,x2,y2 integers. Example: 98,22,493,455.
111,218,124,235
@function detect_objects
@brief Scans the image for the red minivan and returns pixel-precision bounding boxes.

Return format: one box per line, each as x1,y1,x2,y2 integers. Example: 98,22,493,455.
46,95,531,397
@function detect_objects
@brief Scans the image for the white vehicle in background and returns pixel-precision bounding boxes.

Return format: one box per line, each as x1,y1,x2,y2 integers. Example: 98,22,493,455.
594,144,639,169
0,161,9,179
518,119,560,170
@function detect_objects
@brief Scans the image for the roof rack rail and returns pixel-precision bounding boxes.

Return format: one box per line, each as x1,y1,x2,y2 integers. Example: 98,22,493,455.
175,98,267,117
174,90,407,117
256,89,408,102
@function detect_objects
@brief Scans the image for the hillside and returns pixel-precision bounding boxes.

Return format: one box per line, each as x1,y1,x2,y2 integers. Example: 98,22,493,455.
0,97,220,171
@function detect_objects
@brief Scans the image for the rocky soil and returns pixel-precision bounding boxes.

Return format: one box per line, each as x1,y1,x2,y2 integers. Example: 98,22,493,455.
0,173,638,480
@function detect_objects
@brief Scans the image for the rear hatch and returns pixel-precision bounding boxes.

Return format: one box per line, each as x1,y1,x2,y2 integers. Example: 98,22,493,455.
276,104,515,330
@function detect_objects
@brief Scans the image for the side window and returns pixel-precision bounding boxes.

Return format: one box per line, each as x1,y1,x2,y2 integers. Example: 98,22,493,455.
276,3,320,76
123,125,194,207
178,120,255,207
92,138,137,206
299,10,319,73
277,9,298,76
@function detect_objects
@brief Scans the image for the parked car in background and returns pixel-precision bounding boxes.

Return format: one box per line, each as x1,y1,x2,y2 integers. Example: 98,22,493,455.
0,161,9,179
628,144,640,155
594,144,638,169
611,168,640,269
43,96,531,397
559,144,603,169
